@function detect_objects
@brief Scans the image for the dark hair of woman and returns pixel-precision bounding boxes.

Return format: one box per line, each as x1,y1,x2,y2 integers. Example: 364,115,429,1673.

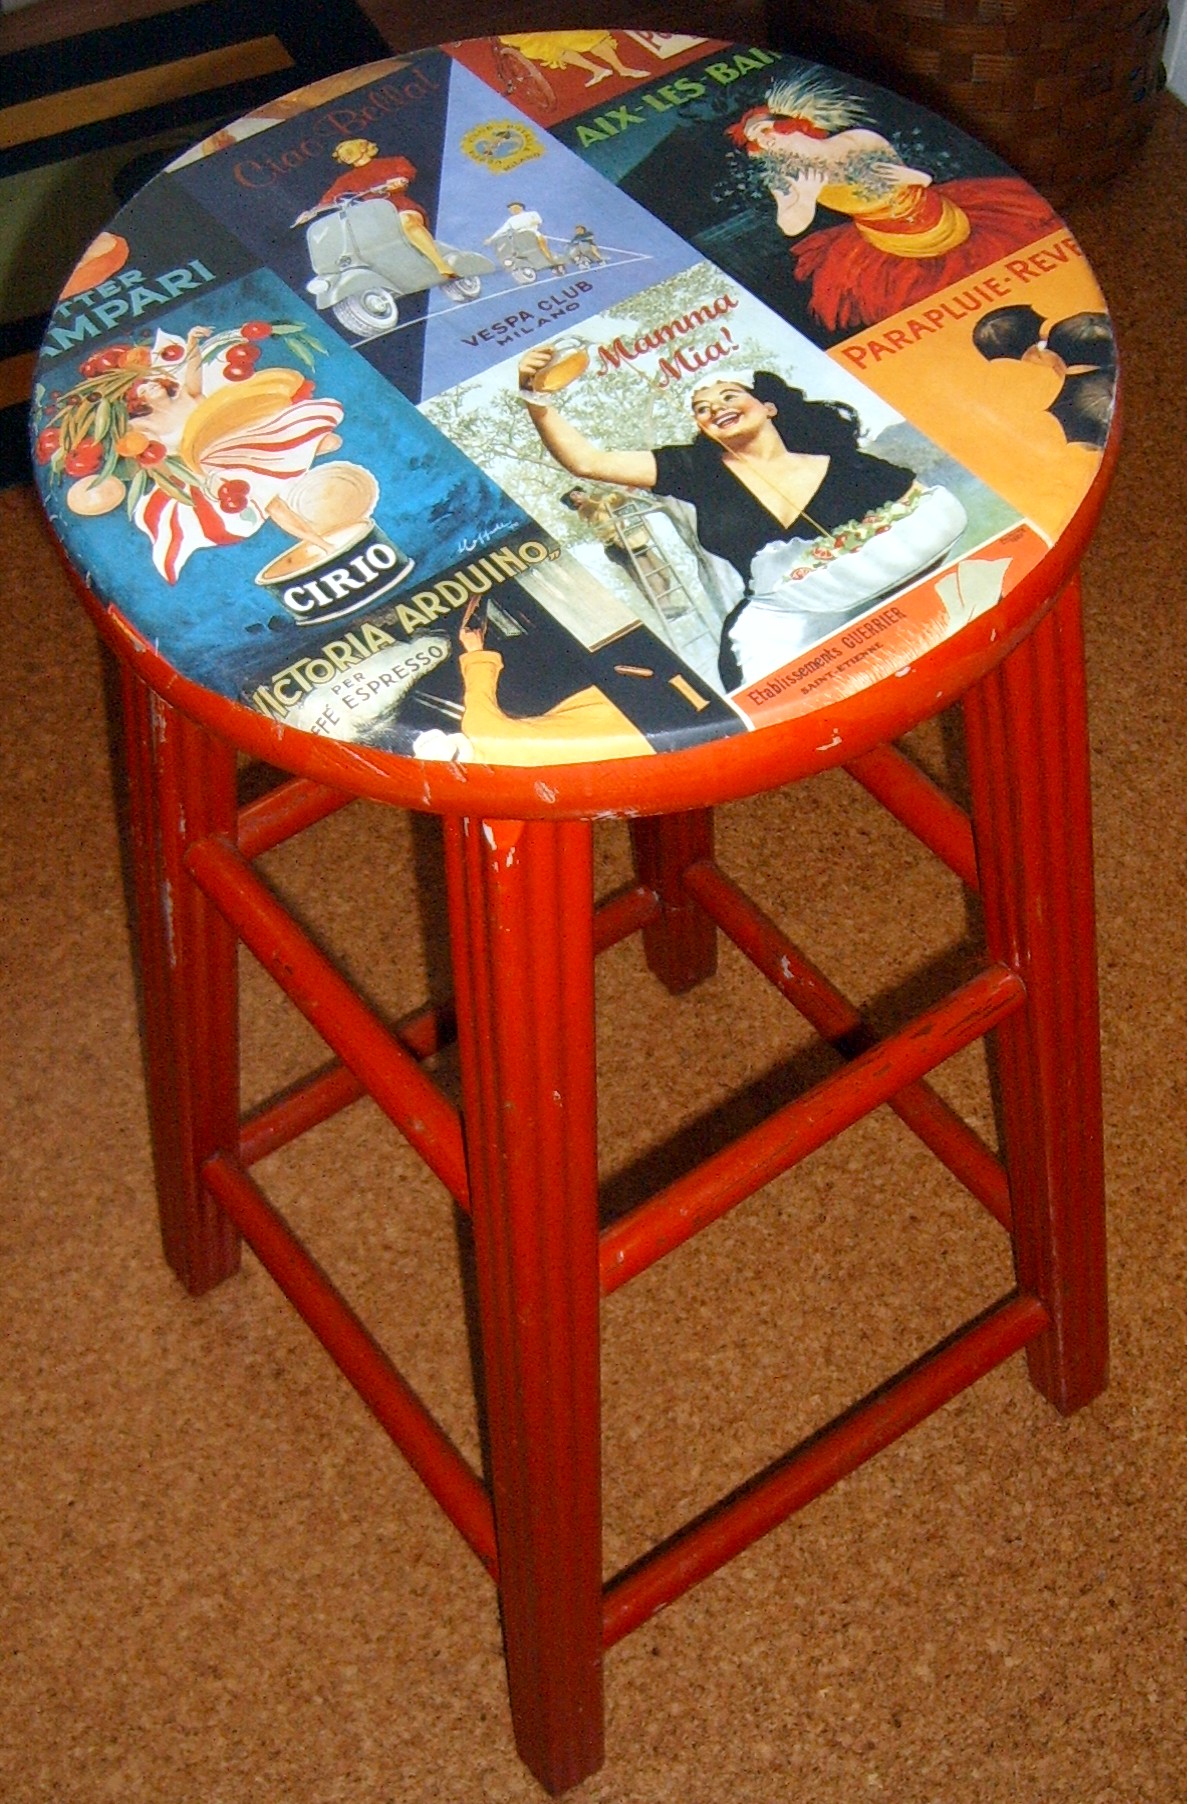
689,370,865,462
126,375,179,418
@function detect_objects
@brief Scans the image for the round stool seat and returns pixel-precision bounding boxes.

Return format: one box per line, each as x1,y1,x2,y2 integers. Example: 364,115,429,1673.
31,37,1115,817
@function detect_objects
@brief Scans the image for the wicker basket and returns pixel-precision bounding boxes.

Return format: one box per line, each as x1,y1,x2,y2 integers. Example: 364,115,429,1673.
765,0,1169,202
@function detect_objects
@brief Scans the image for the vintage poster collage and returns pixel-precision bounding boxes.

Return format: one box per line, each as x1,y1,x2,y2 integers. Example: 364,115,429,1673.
31,34,1116,766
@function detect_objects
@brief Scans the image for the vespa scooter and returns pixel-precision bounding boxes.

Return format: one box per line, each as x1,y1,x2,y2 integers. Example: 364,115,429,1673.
297,190,495,339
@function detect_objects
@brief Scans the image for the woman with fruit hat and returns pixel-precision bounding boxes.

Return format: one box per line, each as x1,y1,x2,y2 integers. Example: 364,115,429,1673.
34,318,346,583
120,324,212,448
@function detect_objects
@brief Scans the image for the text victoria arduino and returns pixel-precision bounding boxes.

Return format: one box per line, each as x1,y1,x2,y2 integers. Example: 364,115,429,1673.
251,536,558,720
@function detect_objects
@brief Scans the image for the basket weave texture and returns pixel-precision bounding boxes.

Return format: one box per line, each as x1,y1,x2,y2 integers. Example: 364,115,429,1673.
766,0,1169,201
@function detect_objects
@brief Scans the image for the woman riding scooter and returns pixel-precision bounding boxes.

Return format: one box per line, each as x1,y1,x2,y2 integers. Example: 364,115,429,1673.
295,138,457,276
294,138,494,338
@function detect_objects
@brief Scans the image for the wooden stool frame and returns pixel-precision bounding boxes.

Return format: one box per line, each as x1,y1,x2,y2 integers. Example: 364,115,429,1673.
58,442,1113,1795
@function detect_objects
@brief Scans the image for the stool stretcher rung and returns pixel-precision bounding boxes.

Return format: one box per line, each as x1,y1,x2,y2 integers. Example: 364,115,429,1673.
601,1290,1048,1647
184,834,468,1204
600,962,1024,1293
844,742,980,891
239,999,459,1168
594,881,662,951
241,1062,367,1167
203,1151,497,1573
237,775,354,861
228,816,647,1167
234,886,654,1172
682,860,1011,1227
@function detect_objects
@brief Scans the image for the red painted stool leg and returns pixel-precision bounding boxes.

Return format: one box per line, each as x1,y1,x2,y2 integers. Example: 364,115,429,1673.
962,578,1108,1414
629,808,717,993
120,672,241,1294
444,814,604,1794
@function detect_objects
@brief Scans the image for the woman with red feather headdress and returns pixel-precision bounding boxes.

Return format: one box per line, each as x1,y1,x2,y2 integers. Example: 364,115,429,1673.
728,73,1059,335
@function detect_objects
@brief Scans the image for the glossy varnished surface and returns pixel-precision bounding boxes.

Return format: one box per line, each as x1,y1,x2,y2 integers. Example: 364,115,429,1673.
33,32,1117,814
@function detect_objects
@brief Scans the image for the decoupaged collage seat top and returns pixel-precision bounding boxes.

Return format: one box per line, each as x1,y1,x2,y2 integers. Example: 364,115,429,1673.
32,30,1116,775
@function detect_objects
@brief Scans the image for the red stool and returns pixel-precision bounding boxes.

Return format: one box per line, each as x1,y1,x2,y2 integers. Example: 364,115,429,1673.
98,535,1109,1791
32,38,1115,1796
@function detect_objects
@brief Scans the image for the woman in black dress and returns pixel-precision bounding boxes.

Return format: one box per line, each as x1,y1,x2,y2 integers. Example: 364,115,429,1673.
517,351,924,686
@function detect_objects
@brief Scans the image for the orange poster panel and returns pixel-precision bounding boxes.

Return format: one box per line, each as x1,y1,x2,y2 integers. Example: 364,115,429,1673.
828,230,1114,542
